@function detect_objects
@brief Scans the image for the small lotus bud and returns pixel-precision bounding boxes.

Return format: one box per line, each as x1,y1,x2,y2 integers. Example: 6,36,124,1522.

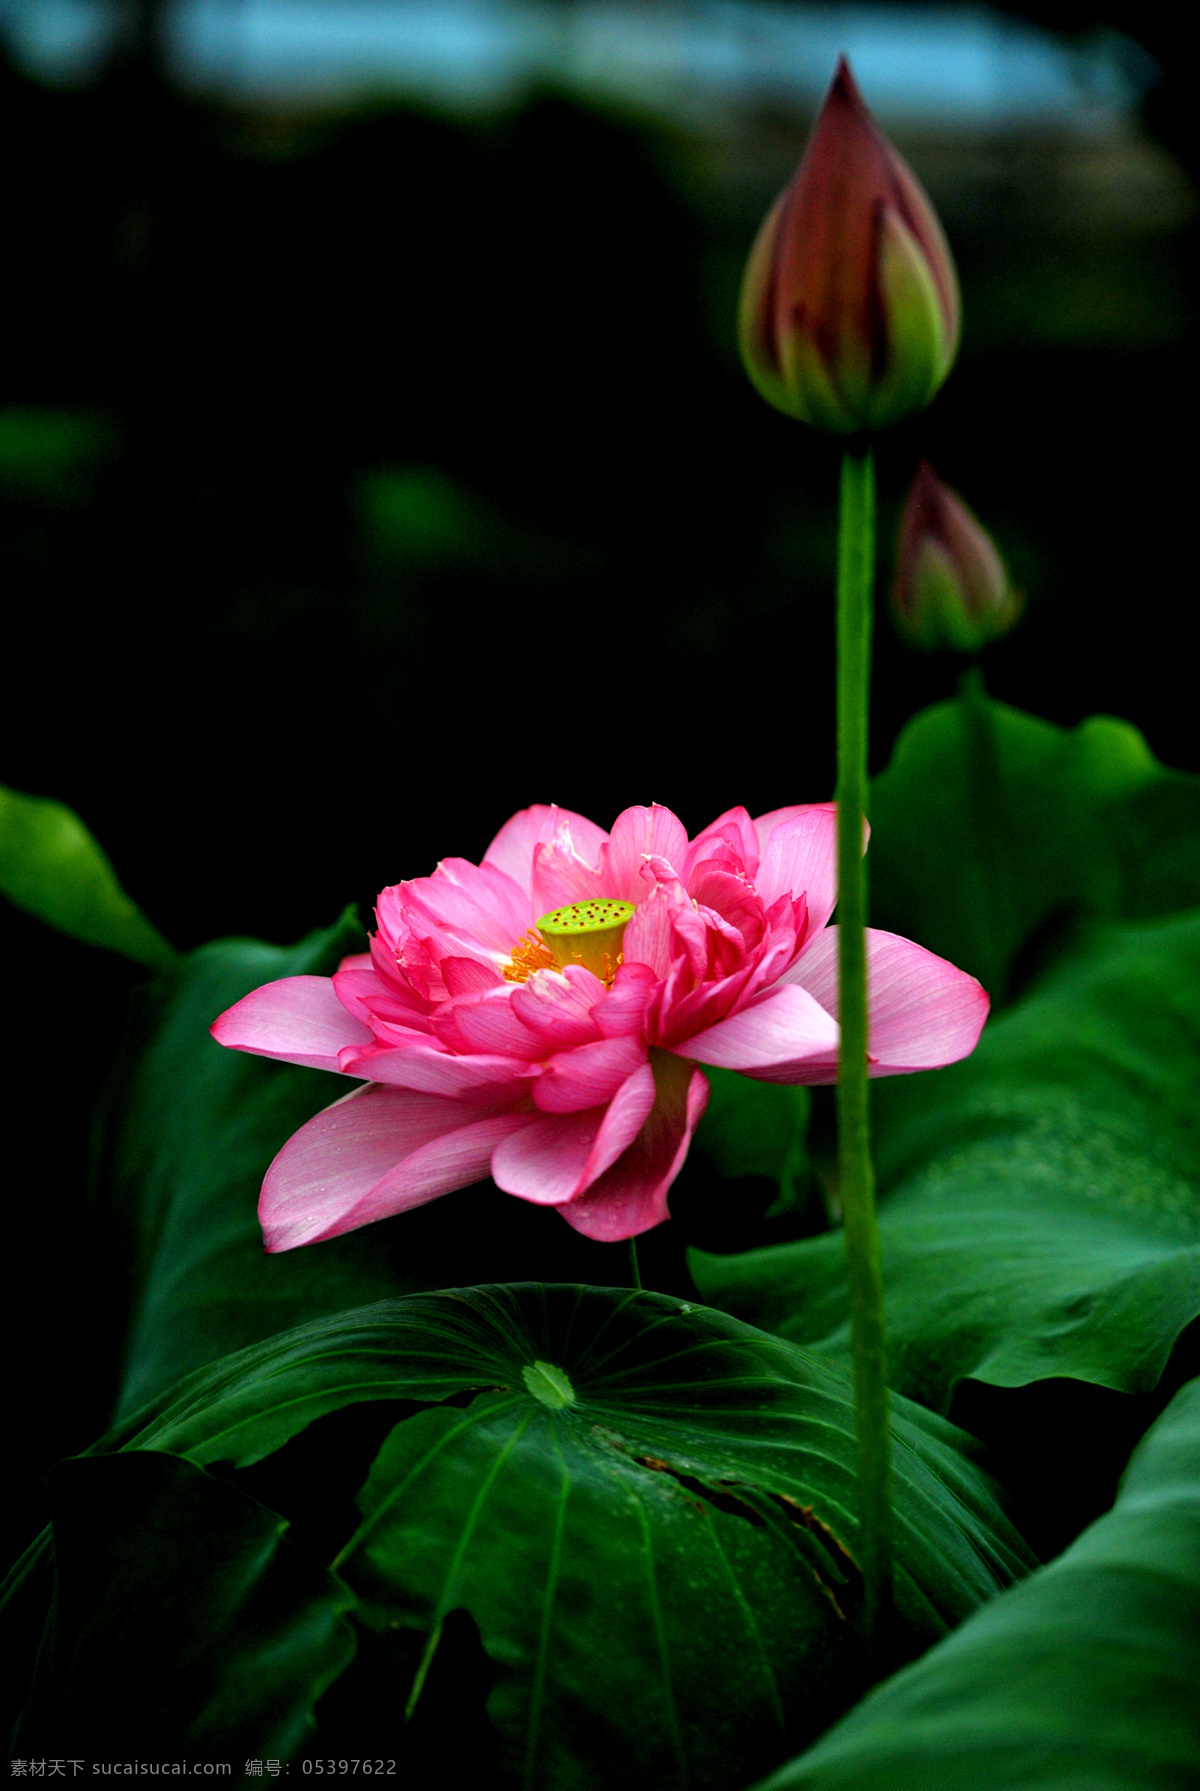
892,461,1022,652
739,59,960,435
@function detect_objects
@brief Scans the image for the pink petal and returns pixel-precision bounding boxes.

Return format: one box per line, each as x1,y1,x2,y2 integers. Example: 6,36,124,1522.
210,975,373,1072
644,947,692,1039
650,959,758,1048
743,913,811,1012
400,857,533,959
484,805,609,901
685,842,745,885
365,932,433,1008
754,805,842,934
442,956,504,996
259,1083,528,1251
433,986,543,1059
675,980,840,1077
533,1034,650,1112
530,833,608,913
490,1062,657,1204
509,963,604,1048
602,805,691,904
622,880,678,978
635,858,720,983
753,803,818,852
559,1053,710,1242
789,927,989,1076
333,965,431,1030
592,962,658,1037
684,806,760,881
337,1039,535,1098
690,901,743,977
687,867,764,949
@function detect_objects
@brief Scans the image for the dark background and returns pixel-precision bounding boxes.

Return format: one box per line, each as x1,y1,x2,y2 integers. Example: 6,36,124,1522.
3,0,1197,952
2,0,1196,1562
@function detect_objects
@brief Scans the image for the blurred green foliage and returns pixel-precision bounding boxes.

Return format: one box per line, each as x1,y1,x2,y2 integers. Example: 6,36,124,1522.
15,1452,353,1757
354,465,594,586
0,407,119,508
869,696,1200,1004
0,782,174,966
692,1068,811,1220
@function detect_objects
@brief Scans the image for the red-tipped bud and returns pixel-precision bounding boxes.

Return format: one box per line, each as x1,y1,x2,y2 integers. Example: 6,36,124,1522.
739,59,960,435
892,461,1022,652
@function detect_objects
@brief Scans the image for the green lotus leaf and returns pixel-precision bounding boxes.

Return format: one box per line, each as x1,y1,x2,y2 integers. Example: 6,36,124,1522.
754,1374,1200,1790
693,914,1200,1411
22,1286,1032,1785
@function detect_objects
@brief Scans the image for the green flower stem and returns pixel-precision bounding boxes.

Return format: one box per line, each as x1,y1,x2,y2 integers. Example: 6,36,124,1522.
835,446,893,1665
628,1238,643,1291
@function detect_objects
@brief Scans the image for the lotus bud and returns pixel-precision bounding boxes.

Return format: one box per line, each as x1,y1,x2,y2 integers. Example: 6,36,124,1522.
892,461,1022,653
739,58,960,435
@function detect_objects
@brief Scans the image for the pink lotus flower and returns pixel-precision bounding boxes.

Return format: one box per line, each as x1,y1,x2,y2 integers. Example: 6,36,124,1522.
212,803,987,1250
